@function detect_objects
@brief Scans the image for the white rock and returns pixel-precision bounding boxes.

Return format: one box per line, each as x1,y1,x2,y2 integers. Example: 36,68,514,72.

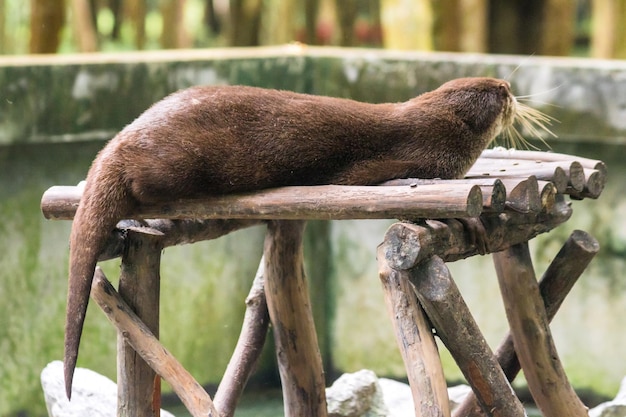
327,370,472,417
326,369,388,417
379,378,471,416
589,377,626,417
378,378,414,417
41,361,175,417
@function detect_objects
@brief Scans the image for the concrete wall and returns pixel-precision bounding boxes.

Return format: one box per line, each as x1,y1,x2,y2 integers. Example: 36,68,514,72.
1,46,625,415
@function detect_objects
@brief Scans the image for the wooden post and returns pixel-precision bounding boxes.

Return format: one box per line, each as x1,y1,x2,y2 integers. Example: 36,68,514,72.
493,242,588,417
263,220,327,417
377,246,451,417
215,258,270,417
407,256,526,417
117,228,164,417
454,230,599,416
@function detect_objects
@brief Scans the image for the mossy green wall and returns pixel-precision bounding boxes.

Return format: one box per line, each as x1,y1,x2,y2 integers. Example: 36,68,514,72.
1,47,625,415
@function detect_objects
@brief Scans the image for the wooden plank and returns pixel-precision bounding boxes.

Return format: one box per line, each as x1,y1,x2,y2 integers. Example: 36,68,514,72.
493,242,588,417
407,256,526,417
90,268,219,417
454,230,599,416
41,183,484,221
377,246,450,417
263,220,327,417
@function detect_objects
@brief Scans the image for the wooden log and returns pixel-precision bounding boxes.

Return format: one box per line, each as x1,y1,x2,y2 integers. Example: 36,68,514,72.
493,242,588,417
263,220,327,417
90,268,219,417
40,185,82,220
407,256,526,417
583,168,606,198
538,181,556,213
467,163,569,194
566,161,585,192
214,258,270,417
381,178,506,213
569,168,606,200
479,148,607,177
454,230,600,417
97,219,264,262
377,246,450,417
41,183,484,221
500,176,540,213
382,196,572,269
117,228,164,417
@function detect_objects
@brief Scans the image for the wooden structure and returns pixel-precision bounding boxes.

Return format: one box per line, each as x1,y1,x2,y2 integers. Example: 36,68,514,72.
41,148,606,417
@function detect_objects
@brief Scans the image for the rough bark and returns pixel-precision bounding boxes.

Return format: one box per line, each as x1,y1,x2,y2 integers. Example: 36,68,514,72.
408,256,526,416
91,268,219,417
263,220,327,417
214,259,270,417
493,242,588,417
378,247,450,417
454,230,599,416
117,229,163,417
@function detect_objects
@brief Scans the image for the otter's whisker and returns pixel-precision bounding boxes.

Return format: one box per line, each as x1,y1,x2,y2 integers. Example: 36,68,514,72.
517,98,562,109
513,82,564,99
499,100,557,150
504,53,536,80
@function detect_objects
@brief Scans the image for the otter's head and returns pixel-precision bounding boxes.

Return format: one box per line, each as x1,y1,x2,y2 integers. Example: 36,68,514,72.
437,77,555,150
435,78,515,141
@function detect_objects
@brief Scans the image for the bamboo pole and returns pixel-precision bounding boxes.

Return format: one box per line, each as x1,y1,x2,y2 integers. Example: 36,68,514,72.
263,220,327,417
91,268,219,417
214,258,270,417
493,242,588,417
377,246,451,417
454,230,599,416
117,228,164,417
407,256,526,417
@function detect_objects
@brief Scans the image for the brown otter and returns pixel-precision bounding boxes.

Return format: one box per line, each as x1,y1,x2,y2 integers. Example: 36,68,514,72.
63,77,543,398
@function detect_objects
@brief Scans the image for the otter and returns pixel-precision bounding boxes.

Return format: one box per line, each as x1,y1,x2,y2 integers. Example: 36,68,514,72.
63,77,543,398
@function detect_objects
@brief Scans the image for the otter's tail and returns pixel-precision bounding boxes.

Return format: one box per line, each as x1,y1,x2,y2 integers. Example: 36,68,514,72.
64,168,130,399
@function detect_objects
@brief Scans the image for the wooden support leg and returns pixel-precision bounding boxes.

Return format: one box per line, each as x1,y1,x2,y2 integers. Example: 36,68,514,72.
215,257,270,417
117,228,163,417
493,241,589,417
455,230,599,417
408,256,526,417
377,246,451,417
263,220,327,417
91,268,219,417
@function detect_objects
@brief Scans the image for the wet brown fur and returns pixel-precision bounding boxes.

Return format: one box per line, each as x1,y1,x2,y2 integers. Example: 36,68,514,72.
65,77,516,398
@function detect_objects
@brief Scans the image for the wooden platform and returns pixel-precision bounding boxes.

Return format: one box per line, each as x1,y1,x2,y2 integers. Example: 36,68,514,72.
41,149,606,417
